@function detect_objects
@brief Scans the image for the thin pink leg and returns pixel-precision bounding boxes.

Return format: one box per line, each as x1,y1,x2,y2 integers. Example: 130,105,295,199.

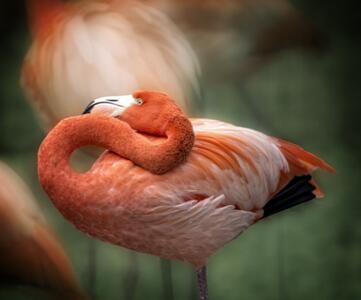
196,266,208,300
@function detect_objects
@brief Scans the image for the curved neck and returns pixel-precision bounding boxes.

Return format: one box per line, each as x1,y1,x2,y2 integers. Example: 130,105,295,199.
38,114,194,203
26,0,63,38
38,113,194,222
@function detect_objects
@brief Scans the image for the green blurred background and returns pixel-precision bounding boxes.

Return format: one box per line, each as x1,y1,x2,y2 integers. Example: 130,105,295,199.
0,0,360,299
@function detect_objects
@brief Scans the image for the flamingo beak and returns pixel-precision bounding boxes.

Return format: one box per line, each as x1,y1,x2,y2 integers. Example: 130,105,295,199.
82,95,140,116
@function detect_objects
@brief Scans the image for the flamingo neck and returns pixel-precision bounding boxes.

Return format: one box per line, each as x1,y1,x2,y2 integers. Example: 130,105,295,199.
38,115,194,218
38,114,194,209
26,0,64,38
135,113,195,174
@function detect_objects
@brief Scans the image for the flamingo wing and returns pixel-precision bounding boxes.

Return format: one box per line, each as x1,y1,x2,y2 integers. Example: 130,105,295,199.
190,118,290,210
192,118,333,204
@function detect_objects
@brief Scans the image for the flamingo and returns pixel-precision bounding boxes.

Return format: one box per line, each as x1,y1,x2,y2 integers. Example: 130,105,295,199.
0,161,85,299
22,0,199,129
37,91,334,300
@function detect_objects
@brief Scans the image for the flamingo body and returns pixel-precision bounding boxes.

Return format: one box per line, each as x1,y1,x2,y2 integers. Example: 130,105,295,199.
38,92,333,268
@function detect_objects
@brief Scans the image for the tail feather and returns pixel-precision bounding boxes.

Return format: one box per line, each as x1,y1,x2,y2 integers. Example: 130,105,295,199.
263,175,316,217
263,138,334,218
274,138,335,173
272,137,335,198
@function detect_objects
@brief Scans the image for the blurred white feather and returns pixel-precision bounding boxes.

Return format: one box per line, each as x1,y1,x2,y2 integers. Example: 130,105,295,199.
23,0,200,129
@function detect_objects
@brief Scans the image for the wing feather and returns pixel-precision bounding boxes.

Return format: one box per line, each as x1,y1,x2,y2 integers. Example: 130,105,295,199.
141,194,256,267
190,119,289,209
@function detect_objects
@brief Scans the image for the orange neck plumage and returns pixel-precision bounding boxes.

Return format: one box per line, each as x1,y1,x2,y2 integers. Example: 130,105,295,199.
26,0,64,39
38,105,194,190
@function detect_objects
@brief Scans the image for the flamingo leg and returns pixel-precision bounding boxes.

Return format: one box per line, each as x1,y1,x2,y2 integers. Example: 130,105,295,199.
196,266,208,300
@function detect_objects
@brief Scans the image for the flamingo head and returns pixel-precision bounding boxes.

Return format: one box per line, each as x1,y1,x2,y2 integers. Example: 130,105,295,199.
82,91,184,136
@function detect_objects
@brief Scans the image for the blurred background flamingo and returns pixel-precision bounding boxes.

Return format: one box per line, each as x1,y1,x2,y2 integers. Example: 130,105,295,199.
21,0,327,130
0,161,86,300
22,0,200,129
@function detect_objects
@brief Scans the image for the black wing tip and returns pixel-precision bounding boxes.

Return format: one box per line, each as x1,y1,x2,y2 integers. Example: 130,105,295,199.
263,175,316,218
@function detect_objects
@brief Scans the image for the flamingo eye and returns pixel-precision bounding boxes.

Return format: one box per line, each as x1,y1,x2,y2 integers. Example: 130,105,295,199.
135,98,143,105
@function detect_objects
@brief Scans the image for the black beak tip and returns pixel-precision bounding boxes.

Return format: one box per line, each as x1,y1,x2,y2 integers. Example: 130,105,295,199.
82,101,95,114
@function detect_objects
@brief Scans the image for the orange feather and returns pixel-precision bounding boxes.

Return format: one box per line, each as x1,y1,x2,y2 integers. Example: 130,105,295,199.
272,138,335,197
